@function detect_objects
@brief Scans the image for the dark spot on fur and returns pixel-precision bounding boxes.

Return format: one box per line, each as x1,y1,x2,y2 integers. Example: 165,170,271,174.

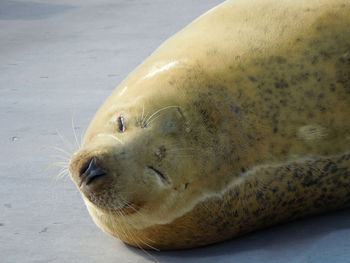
155,145,166,161
280,149,288,156
248,75,257,82
323,161,333,172
269,56,287,64
197,105,218,134
301,171,318,187
271,187,278,193
311,56,319,64
256,191,265,204
287,183,297,192
243,207,250,215
274,79,289,89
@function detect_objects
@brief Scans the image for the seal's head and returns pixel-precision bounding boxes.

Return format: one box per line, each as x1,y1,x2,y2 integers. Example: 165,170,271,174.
69,93,196,223
68,60,244,249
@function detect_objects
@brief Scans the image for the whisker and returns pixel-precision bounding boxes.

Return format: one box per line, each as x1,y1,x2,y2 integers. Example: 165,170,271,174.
71,115,80,150
122,220,160,259
57,167,69,175
42,162,69,171
142,111,150,128
120,197,147,218
117,199,159,253
135,235,159,252
136,111,139,125
145,114,162,127
140,103,149,127
55,129,75,153
56,168,69,180
115,213,150,258
141,103,145,122
41,145,72,158
145,105,179,127
114,213,129,242
49,154,70,161
80,126,87,149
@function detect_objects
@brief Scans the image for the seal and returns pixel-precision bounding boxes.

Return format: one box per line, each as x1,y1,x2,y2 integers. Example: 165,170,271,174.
69,0,350,250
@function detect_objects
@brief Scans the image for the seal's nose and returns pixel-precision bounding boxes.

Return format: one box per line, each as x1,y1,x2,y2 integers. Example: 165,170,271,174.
80,157,107,185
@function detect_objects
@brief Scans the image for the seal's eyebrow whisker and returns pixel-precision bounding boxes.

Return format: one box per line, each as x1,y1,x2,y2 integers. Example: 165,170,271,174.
144,105,180,127
135,109,140,124
141,103,145,122
141,112,151,128
140,103,150,128
145,114,163,127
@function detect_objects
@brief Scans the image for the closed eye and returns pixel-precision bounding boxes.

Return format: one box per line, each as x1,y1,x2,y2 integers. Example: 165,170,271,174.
118,116,126,132
147,166,170,184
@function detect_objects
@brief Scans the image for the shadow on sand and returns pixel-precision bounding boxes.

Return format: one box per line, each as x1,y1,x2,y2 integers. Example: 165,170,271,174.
125,209,350,262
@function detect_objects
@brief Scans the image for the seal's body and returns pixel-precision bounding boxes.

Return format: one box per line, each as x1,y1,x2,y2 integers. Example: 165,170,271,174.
69,0,350,249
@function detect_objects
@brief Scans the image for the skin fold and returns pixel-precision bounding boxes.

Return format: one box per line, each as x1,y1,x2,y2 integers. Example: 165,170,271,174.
69,0,350,249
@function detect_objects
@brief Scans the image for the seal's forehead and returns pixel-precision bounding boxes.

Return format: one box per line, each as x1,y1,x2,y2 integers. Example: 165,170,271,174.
142,59,188,80
104,96,143,116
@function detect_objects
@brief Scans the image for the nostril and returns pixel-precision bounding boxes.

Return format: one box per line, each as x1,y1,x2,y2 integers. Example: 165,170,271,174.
80,157,107,185
80,159,91,177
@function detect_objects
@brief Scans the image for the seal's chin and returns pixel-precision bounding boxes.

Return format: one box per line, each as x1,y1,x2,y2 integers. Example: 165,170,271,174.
82,190,144,217
111,201,143,216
